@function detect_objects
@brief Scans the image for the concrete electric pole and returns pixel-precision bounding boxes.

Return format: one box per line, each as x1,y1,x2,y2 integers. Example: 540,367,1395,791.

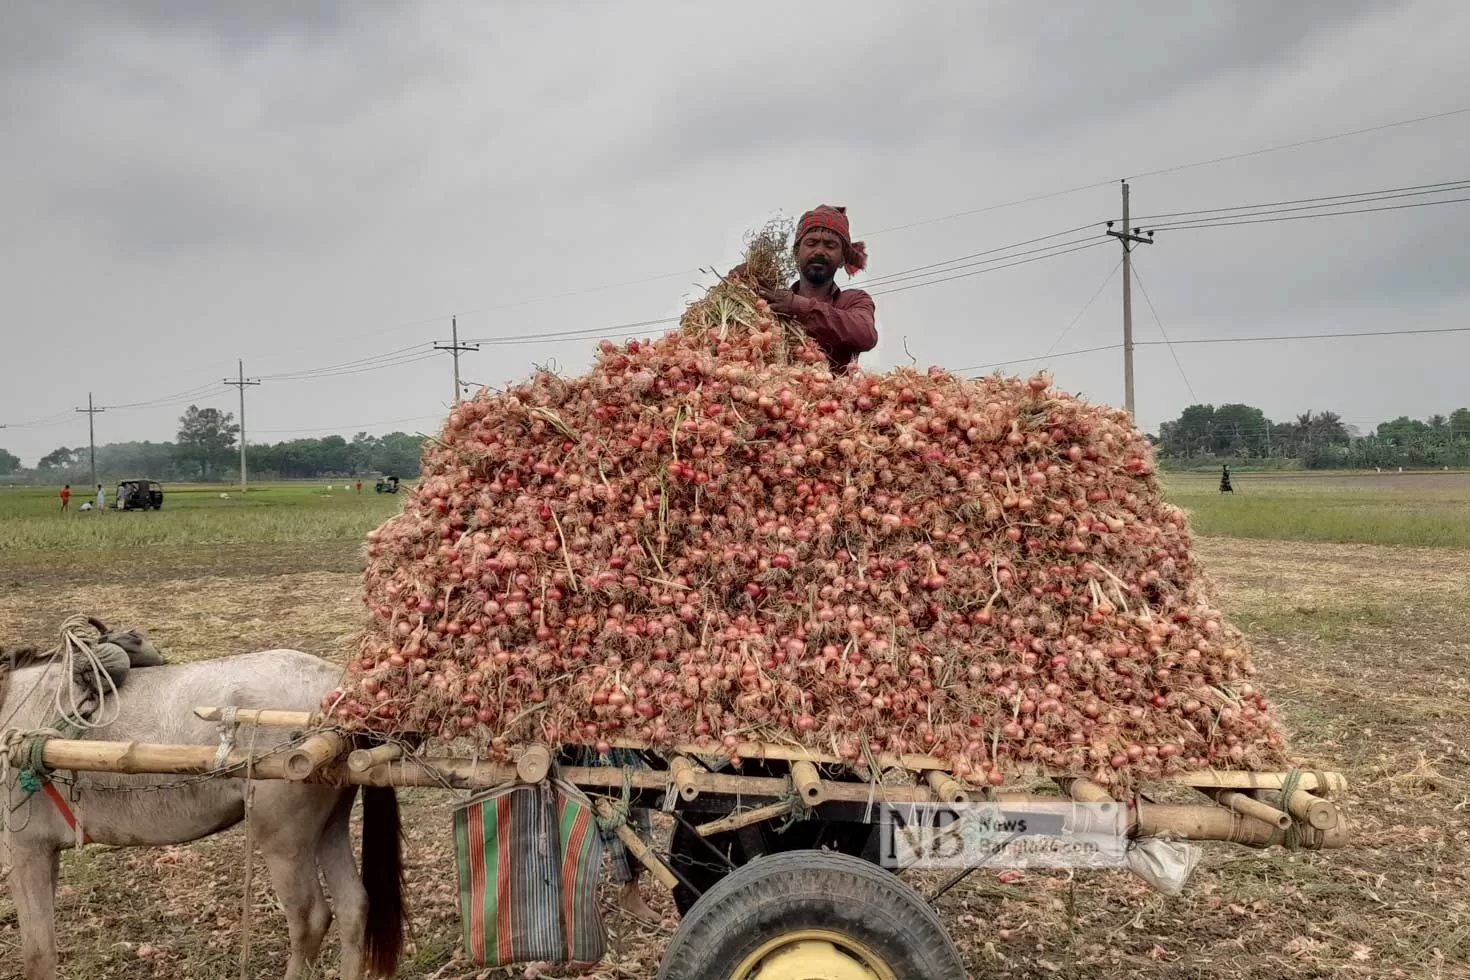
1106,181,1155,418
75,393,105,489
223,360,262,492
435,316,479,405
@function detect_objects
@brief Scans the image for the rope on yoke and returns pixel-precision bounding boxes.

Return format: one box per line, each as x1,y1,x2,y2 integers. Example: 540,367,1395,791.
1,727,66,795
594,768,636,833
775,783,814,833
214,706,241,769
1275,768,1305,851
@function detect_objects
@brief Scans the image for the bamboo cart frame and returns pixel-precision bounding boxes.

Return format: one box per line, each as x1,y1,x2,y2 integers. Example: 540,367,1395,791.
12,704,1350,977
28,705,1349,856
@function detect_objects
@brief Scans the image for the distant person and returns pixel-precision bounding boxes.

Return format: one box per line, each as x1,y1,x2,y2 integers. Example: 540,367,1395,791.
356,479,363,494
60,484,71,512
1219,465,1233,494
96,483,107,511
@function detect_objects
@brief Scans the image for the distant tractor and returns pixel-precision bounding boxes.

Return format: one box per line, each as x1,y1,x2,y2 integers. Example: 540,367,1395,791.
116,479,164,511
375,475,400,494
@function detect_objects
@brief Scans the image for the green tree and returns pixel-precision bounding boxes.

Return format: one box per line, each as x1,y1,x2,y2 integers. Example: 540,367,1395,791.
351,432,380,473
372,432,426,476
1376,416,1430,446
0,448,20,474
1155,404,1274,458
175,405,239,481
1450,408,1470,441
1212,404,1270,456
38,446,81,470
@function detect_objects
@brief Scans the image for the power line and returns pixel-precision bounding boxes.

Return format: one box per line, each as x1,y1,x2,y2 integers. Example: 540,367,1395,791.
1150,325,1470,346
1130,263,1197,403
104,381,223,411
462,315,681,346
859,222,1103,285
1129,178,1470,222
1150,196,1470,232
869,241,1109,297
264,350,442,383
3,408,78,429
864,107,1470,238
254,414,442,436
258,343,432,381
1129,107,1470,183
859,235,1103,291
961,325,1470,373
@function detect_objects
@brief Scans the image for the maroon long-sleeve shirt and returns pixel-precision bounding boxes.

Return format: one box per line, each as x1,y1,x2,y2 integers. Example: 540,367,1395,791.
786,282,877,372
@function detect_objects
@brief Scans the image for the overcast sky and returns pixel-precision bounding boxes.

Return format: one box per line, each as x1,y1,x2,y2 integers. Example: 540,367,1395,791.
3,1,1467,465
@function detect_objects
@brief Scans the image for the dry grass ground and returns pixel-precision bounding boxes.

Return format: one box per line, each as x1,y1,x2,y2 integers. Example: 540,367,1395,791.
3,534,1468,979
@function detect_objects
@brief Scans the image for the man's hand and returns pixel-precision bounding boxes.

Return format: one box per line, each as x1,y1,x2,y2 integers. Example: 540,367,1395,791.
756,284,797,315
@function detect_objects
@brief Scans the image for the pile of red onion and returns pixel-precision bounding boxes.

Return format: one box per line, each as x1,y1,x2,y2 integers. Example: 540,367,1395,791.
332,286,1287,786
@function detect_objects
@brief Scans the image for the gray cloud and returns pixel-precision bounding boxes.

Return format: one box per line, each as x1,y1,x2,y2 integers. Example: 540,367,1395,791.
1,0,1467,464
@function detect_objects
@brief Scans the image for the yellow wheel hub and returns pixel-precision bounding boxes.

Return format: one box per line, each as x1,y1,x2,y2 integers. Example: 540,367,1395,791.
731,927,897,980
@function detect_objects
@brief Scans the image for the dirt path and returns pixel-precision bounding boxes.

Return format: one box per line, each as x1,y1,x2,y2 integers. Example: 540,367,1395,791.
2,538,1467,978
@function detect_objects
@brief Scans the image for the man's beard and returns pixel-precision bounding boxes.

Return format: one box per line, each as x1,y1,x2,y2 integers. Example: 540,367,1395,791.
802,260,835,286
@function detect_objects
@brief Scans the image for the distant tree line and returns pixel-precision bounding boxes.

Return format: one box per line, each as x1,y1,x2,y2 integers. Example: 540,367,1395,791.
1152,404,1470,469
7,402,1469,484
2,405,428,485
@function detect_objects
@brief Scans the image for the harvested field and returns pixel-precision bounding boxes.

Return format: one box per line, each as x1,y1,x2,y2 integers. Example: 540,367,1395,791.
2,480,1468,978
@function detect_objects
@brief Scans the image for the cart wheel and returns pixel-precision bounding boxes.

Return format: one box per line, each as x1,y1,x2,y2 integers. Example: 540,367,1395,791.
658,851,964,980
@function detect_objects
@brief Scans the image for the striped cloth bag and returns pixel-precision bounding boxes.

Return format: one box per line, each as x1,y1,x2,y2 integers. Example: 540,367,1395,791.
452,779,607,967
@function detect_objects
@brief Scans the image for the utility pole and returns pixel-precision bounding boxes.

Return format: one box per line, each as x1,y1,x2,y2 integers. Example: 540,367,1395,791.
223,360,261,492
75,393,105,489
434,316,479,405
1105,181,1154,418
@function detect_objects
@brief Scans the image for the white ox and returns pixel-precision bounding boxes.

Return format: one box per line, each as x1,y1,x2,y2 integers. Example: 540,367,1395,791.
1,649,403,980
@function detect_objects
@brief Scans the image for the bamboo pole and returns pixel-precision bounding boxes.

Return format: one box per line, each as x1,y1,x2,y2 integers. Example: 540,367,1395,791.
32,736,1348,847
516,744,552,783
1205,789,1290,830
1057,777,1115,805
925,770,968,804
283,733,347,781
1168,770,1347,796
190,708,1349,798
669,757,701,802
1260,789,1339,830
194,707,320,728
1135,801,1281,845
604,736,956,772
697,800,796,837
38,739,294,779
347,744,402,774
790,761,826,805
594,800,678,890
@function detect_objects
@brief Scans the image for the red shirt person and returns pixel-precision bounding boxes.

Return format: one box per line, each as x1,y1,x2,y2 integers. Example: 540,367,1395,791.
756,205,877,372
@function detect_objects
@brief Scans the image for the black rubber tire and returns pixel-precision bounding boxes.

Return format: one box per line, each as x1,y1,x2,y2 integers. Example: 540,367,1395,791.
670,814,876,915
658,850,964,980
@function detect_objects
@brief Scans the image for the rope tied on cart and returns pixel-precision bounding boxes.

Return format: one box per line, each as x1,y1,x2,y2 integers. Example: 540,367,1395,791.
593,767,636,833
774,784,814,833
1270,768,1308,851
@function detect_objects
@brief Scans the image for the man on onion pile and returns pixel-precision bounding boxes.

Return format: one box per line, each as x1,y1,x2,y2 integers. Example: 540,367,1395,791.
743,204,879,373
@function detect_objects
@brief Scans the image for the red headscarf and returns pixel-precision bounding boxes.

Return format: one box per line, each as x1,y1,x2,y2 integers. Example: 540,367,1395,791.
796,204,868,276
